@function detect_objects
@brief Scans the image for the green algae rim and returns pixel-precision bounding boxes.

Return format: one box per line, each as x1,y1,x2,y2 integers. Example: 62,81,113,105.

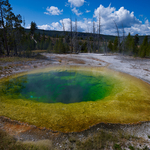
1,65,150,132
0,68,120,104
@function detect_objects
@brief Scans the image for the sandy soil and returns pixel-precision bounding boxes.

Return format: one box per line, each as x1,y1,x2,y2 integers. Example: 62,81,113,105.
1,53,150,149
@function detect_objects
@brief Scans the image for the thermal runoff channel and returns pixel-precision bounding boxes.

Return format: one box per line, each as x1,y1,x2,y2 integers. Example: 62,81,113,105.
1,66,150,132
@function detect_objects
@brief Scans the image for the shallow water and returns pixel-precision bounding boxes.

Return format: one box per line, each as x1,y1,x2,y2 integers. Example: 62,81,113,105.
0,70,113,104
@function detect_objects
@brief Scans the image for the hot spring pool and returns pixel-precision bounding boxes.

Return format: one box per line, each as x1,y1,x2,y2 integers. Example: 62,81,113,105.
0,66,150,132
0,70,115,104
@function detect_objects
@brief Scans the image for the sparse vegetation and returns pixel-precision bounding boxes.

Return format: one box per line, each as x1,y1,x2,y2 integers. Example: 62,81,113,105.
0,0,150,58
0,57,35,62
114,143,122,150
1,128,147,150
0,129,52,150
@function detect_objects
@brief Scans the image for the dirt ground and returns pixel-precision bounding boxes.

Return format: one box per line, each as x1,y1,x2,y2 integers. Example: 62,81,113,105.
1,53,150,149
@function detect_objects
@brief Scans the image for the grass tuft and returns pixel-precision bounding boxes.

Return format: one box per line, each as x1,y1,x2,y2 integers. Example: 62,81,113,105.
0,129,52,150
114,143,122,150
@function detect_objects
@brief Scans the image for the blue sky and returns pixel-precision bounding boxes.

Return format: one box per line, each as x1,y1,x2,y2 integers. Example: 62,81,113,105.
9,0,150,35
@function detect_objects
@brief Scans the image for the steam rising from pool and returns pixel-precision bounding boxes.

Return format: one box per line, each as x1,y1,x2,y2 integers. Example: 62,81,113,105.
1,70,114,104
1,66,150,132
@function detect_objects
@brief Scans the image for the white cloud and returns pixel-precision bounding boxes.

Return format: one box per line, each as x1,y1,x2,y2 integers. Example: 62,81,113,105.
44,6,63,15
26,24,30,29
36,4,150,35
60,18,92,32
72,7,83,16
94,4,141,29
86,10,91,13
38,24,52,30
68,0,85,7
38,23,63,31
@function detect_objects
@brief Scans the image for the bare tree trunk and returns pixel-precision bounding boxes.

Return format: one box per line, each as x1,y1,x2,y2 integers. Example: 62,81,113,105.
62,19,66,49
62,20,65,34
113,20,120,53
1,9,9,56
93,20,96,53
70,16,73,53
105,39,107,55
73,18,78,53
98,11,101,53
122,24,125,55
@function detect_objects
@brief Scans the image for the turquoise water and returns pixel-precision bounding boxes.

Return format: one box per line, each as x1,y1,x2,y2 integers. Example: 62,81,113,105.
0,70,113,104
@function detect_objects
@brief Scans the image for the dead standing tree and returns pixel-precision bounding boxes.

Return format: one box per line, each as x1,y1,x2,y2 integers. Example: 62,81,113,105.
98,11,101,53
73,18,78,53
92,20,96,53
70,16,73,53
122,24,125,55
113,20,121,52
86,26,91,53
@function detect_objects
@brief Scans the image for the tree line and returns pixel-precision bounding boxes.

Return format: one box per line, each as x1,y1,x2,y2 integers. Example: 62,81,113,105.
108,33,150,57
0,0,150,58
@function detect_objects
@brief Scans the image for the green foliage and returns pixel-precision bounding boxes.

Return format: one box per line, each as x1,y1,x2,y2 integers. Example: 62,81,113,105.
143,146,149,150
129,145,135,150
134,34,139,46
114,144,122,150
30,21,37,35
139,36,149,58
47,41,53,53
113,36,118,52
81,41,87,52
108,40,113,52
124,33,133,54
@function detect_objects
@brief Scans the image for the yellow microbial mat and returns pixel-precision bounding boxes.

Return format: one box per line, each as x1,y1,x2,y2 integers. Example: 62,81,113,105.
0,66,150,132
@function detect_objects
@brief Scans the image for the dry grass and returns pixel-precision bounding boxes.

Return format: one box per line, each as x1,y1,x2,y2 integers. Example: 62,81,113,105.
56,56,85,64
67,58,85,64
0,66,3,70
32,50,47,53
0,57,36,62
0,129,52,150
0,127,149,150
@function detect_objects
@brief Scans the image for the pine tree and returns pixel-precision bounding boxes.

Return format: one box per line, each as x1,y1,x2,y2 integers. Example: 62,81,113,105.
133,34,139,56
47,41,52,53
30,21,37,35
124,33,133,54
0,0,13,55
139,36,149,58
54,40,59,53
113,37,118,52
108,40,113,52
